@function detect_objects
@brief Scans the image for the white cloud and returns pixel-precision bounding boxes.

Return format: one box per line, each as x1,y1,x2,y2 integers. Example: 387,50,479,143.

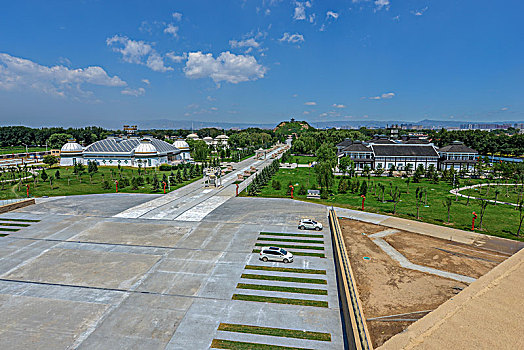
106,35,152,64
326,11,339,19
393,15,400,21
107,35,172,72
172,12,182,21
142,79,150,85
0,52,126,98
279,32,305,44
146,52,173,72
121,87,145,96
319,112,328,117
374,0,390,11
164,23,179,37
184,51,267,84
411,6,428,16
304,101,317,106
166,52,187,63
332,103,346,108
369,92,395,100
210,107,218,111
501,107,509,111
293,1,311,20
229,38,260,49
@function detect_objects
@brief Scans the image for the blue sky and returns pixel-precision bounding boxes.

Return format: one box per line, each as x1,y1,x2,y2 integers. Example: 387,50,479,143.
0,0,522,128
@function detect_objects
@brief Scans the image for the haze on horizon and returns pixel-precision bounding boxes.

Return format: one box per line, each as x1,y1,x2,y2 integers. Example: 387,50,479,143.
0,0,522,128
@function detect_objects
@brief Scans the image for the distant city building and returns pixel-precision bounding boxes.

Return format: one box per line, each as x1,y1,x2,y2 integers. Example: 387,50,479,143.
185,134,229,149
460,123,513,130
337,136,478,171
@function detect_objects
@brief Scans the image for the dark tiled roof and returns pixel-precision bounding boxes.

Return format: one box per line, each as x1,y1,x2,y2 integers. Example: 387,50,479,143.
439,142,477,153
336,139,353,147
342,143,372,152
372,144,439,157
404,138,430,144
370,138,396,144
84,137,179,155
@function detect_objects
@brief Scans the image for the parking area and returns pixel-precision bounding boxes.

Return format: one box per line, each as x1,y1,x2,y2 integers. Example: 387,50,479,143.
0,196,343,349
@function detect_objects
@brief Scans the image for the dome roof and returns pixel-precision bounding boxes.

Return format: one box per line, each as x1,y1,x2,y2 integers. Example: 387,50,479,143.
216,134,229,140
134,138,158,155
186,133,199,139
203,136,213,141
61,140,83,153
174,140,190,150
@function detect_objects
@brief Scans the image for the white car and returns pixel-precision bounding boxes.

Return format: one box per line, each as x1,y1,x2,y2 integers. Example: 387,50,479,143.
298,219,323,231
259,246,294,263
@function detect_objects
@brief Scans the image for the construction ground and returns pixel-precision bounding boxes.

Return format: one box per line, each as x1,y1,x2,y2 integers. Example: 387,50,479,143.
338,216,518,348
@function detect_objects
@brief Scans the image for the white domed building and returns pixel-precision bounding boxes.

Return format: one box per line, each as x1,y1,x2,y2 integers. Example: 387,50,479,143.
202,136,214,146
215,134,229,148
173,140,191,161
186,133,199,141
60,135,181,168
60,140,84,166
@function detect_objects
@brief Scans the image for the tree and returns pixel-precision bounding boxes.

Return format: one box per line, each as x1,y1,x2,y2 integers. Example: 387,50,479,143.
43,155,58,168
443,197,453,223
88,161,98,174
494,187,500,205
315,161,334,192
47,133,73,149
191,140,210,162
359,180,368,196
415,187,423,219
477,199,489,230
388,164,395,177
517,200,524,237
413,164,424,183
378,183,386,202
40,169,48,182
392,186,401,214
405,163,413,176
54,170,60,179
298,184,307,195
339,157,353,177
405,177,411,193
316,143,337,168
338,178,348,193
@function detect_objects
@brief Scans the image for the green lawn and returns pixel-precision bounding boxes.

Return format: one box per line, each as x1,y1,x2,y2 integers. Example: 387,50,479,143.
0,166,202,200
217,323,331,341
247,167,524,241
244,265,326,275
0,146,48,155
286,155,316,164
232,294,328,308
236,283,328,295
460,184,522,205
211,339,313,350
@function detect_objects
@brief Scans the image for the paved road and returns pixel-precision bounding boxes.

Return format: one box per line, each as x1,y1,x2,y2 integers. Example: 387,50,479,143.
114,146,285,221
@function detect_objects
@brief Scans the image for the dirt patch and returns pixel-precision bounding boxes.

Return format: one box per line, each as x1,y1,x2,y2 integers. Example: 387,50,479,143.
384,231,508,279
338,217,504,348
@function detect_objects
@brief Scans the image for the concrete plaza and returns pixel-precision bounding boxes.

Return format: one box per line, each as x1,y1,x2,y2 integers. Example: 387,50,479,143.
0,193,344,349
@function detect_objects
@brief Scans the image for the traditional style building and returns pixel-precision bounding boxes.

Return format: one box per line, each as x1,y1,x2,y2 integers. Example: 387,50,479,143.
337,137,478,172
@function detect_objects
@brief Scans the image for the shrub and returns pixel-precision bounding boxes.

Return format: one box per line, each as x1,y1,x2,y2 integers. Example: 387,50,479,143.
298,184,307,195
272,179,281,190
102,180,111,190
159,164,172,171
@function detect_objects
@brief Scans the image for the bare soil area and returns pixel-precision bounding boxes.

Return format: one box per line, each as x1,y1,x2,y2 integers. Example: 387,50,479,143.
339,218,507,348
384,231,508,278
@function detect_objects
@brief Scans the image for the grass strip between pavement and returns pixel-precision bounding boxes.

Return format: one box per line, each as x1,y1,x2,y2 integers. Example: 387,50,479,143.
255,243,324,250
237,283,328,295
260,232,323,238
244,265,326,275
0,227,20,232
257,237,324,244
252,249,325,258
217,323,331,341
232,294,328,308
211,338,314,350
241,273,327,284
0,218,40,222
0,222,30,227
0,233,8,237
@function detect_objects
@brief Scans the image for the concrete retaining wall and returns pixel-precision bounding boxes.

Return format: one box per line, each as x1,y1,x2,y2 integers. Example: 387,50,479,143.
0,199,35,214
329,208,373,350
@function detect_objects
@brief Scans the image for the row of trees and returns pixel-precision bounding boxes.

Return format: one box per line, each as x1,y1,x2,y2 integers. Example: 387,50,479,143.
247,159,280,196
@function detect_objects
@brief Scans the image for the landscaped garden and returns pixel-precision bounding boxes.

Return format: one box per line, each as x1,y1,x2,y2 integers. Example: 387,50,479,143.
459,183,522,205
0,163,203,200
245,167,524,241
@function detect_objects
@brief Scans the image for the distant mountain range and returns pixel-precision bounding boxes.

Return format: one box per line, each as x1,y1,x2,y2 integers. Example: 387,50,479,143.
130,118,524,130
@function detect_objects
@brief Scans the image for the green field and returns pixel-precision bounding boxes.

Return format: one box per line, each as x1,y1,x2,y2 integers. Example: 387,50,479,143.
285,155,316,164
0,166,201,200
246,167,524,241
0,147,48,155
460,184,522,205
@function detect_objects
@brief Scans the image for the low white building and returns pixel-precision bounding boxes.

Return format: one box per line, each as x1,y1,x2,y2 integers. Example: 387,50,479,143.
60,136,182,167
